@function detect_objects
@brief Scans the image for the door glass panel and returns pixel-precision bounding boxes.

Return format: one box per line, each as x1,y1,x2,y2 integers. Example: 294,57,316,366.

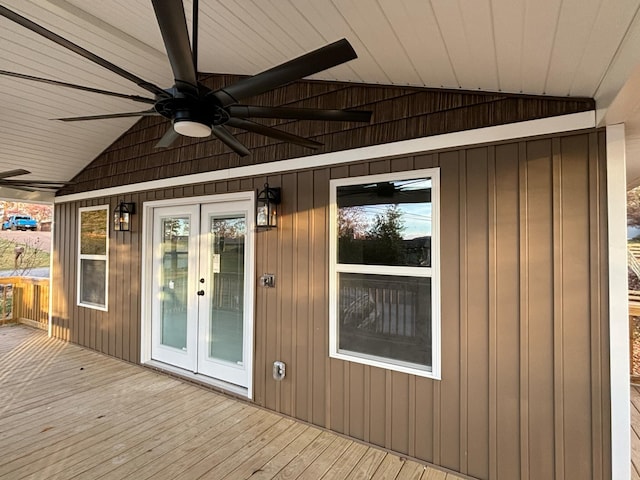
160,217,190,350
208,215,245,364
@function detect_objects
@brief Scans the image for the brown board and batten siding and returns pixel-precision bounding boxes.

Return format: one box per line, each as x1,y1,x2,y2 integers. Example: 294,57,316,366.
52,79,608,480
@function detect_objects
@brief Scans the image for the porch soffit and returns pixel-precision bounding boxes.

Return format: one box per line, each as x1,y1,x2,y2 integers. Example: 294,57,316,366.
0,0,638,198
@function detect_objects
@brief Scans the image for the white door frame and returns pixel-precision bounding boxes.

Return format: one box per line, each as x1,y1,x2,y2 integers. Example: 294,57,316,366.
140,192,256,399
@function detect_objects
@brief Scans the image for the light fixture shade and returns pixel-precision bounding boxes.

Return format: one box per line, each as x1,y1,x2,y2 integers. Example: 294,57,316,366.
256,183,281,228
114,202,135,232
173,120,211,138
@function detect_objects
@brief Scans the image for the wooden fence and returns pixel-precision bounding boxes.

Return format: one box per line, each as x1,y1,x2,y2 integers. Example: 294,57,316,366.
0,277,49,329
629,244,640,382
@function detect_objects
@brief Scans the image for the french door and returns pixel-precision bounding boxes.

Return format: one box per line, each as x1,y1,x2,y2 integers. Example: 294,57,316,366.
150,199,253,389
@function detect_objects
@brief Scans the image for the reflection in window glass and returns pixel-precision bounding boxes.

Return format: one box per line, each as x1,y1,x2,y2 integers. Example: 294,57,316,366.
209,216,245,364
79,259,106,306
80,209,108,255
337,179,431,267
160,217,190,350
339,273,432,367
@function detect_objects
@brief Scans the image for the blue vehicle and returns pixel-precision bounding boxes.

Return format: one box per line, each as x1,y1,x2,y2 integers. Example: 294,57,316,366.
2,215,38,231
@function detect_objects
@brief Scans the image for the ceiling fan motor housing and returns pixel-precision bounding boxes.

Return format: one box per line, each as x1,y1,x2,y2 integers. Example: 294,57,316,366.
155,88,227,137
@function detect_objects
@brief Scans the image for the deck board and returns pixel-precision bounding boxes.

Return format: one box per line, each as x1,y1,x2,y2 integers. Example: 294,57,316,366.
632,385,640,478
0,325,472,479
395,461,427,479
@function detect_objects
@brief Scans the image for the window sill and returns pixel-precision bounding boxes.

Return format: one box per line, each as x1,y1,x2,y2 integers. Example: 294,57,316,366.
77,302,108,312
330,349,440,380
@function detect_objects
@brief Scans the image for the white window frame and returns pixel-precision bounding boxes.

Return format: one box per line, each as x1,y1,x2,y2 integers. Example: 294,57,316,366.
329,168,441,379
77,205,109,311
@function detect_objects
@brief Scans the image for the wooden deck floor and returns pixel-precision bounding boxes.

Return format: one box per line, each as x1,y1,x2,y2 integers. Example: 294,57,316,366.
0,325,467,480
631,385,640,479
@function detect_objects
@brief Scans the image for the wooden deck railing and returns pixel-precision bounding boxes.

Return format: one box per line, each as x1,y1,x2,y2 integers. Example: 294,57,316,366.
0,277,49,329
629,244,640,382
630,294,640,383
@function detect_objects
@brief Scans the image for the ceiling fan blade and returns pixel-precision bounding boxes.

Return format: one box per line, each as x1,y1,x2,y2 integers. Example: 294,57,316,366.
155,127,180,148
0,179,73,187
212,126,250,157
228,105,372,123
55,110,158,122
0,70,155,104
151,0,197,94
0,169,30,179
226,118,322,149
0,183,38,192
212,38,357,106
192,0,199,73
0,5,166,97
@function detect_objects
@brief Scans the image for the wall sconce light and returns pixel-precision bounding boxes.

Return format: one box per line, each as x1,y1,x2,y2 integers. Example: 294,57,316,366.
113,201,135,232
256,183,281,228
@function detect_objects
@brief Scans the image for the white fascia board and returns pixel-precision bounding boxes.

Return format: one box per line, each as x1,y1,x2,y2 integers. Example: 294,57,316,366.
55,111,595,204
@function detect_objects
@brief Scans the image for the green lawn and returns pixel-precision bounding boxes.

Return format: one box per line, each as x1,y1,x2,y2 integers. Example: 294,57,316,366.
0,238,50,271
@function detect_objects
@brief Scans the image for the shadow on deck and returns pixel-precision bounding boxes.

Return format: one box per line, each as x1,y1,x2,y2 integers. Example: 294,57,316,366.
0,325,468,480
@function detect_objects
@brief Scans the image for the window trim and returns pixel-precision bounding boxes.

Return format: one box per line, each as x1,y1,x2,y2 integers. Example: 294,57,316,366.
329,168,441,379
77,205,109,311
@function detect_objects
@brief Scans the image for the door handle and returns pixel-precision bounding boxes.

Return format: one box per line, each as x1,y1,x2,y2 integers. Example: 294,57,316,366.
197,290,205,296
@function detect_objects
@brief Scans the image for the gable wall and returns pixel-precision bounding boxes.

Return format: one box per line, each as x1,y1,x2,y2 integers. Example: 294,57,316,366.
52,80,606,480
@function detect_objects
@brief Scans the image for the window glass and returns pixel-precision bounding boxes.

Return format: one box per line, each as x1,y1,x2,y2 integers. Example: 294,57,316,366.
80,209,107,255
338,273,432,367
78,206,108,310
337,179,432,267
79,259,106,306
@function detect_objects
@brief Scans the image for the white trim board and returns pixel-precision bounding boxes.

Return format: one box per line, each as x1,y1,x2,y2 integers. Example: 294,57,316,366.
55,111,596,204
606,123,631,480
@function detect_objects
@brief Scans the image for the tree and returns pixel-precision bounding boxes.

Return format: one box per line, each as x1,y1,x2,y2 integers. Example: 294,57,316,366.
0,236,46,276
338,206,368,239
337,206,368,264
211,218,245,239
1,201,52,222
337,205,408,265
628,187,640,228
368,205,404,241
365,205,406,264
80,209,107,254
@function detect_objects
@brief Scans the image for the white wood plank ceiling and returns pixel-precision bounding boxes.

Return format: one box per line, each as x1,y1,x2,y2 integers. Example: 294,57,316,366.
1,0,640,200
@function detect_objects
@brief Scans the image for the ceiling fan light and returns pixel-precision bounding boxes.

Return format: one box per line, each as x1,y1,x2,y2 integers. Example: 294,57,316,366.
173,119,211,137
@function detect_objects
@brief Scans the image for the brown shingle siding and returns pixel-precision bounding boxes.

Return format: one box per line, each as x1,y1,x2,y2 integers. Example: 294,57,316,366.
58,76,593,195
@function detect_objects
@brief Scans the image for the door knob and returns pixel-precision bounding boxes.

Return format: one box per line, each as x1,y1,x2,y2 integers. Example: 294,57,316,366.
197,290,205,296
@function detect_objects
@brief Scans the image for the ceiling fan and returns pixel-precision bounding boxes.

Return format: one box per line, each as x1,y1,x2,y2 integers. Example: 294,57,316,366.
0,169,70,192
0,1,372,157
